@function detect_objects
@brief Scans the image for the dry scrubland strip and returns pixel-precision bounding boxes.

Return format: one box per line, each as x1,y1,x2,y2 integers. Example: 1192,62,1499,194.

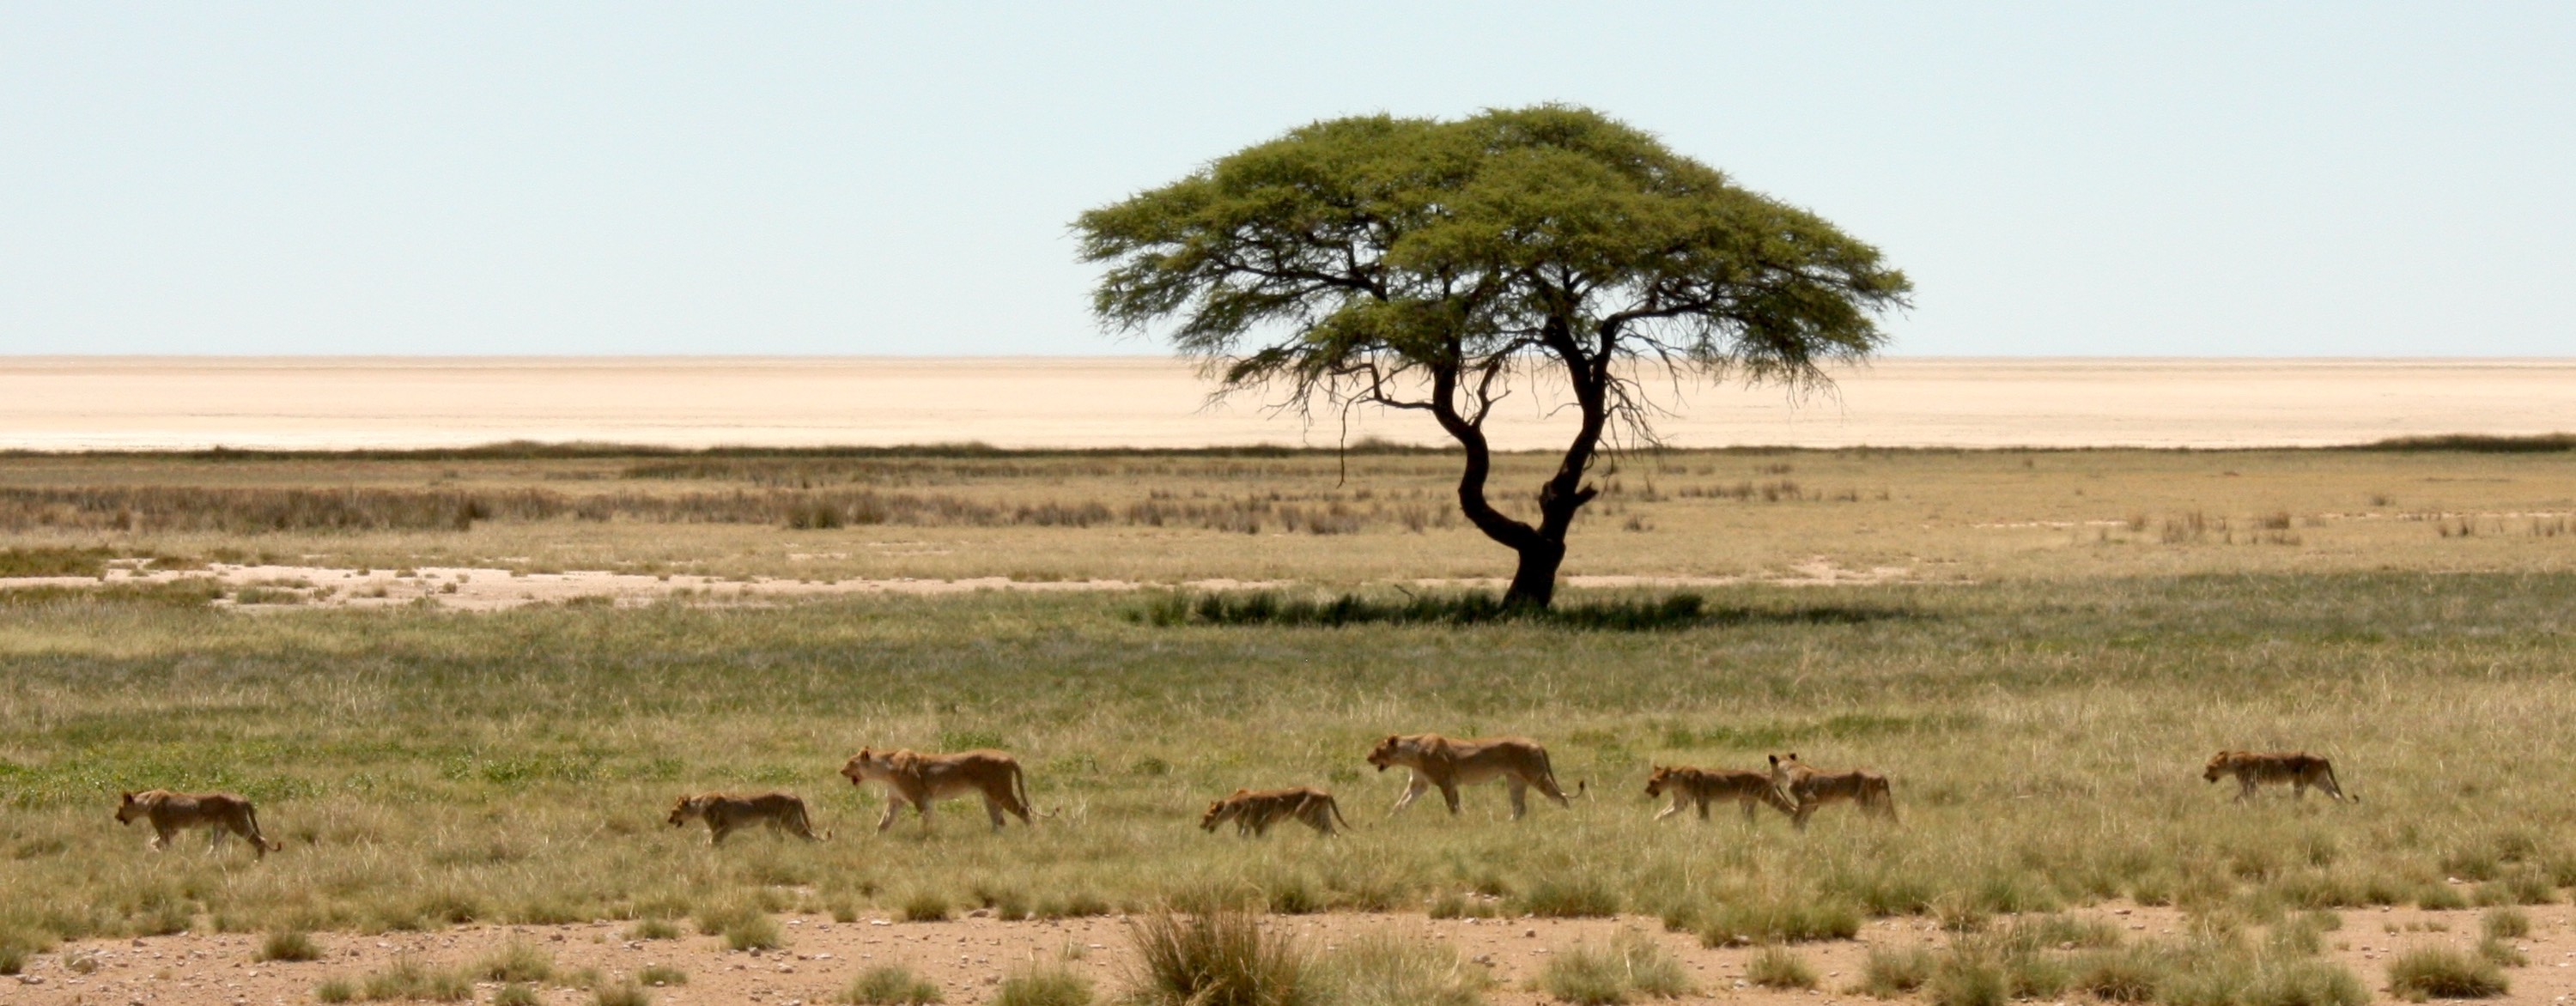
2,576,2573,953
1,446,2572,586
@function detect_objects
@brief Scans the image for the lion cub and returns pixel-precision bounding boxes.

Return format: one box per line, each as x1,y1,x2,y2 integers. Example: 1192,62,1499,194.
666,791,827,845
2203,750,2355,803
1644,765,1795,823
1200,786,1351,837
838,747,1037,832
1765,754,1897,829
116,790,282,858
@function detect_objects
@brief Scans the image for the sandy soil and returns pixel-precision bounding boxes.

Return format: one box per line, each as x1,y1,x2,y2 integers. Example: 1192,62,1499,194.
0,559,1926,611
3,356,2572,451
10,901,2574,1006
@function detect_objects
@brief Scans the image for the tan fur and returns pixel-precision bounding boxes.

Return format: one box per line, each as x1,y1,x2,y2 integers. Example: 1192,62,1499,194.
1199,786,1352,837
838,747,1036,832
2203,750,2354,803
115,790,281,858
666,791,826,845
1643,765,1795,823
1365,733,1579,820
1766,754,1897,830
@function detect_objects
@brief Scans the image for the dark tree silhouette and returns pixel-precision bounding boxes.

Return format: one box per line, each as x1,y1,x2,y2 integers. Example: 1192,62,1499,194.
1077,106,1910,607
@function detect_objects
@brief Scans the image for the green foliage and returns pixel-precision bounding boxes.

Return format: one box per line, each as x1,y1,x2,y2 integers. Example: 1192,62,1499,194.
593,984,653,1006
493,985,542,1006
0,546,113,577
901,890,952,923
846,966,944,1006
638,965,687,986
1856,946,1935,997
475,940,554,983
1311,930,1487,1006
2482,906,2530,940
258,930,323,962
360,955,472,1001
1698,897,1862,946
316,976,359,1003
1747,946,1817,990
993,965,1097,1006
623,918,682,941
1128,909,1312,1006
1512,878,1621,918
1537,931,1689,1004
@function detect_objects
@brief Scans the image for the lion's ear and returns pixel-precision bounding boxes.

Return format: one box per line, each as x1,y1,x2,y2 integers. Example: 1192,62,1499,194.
1767,755,1780,767
120,791,133,800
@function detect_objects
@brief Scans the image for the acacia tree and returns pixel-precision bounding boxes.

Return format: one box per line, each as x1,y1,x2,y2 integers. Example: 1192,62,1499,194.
1076,106,1911,608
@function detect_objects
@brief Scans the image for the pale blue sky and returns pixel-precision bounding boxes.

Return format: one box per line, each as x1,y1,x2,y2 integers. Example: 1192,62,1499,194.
3,3,2570,357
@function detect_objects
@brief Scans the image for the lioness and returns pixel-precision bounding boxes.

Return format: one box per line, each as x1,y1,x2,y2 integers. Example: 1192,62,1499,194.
1365,733,1579,820
1200,786,1352,837
115,790,282,858
2203,751,2355,803
838,747,1036,832
666,791,827,845
1765,754,1897,829
1644,765,1795,823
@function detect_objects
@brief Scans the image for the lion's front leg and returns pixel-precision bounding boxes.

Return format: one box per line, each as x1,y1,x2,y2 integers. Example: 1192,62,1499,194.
2234,778,2258,803
1653,797,1684,822
982,796,1007,832
875,799,904,833
150,827,174,851
1390,774,1431,815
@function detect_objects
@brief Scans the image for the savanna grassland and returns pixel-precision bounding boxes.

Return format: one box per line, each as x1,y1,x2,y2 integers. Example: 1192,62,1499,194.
3,442,2573,1004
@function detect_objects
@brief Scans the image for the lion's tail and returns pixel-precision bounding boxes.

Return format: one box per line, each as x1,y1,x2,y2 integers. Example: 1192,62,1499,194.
1326,795,1354,833
247,805,283,851
2326,761,2358,803
1012,763,1059,822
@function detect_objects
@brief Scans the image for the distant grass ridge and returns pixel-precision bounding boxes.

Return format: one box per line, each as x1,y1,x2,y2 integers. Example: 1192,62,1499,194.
2354,433,2576,452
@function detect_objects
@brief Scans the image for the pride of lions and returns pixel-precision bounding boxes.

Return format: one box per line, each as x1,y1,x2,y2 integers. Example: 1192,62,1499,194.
111,738,2354,858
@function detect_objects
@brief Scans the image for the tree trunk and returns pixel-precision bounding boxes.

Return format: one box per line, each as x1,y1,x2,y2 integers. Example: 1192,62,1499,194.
1504,536,1566,609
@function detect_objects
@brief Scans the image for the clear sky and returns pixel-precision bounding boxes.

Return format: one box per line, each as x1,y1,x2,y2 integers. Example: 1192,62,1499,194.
3,3,2570,357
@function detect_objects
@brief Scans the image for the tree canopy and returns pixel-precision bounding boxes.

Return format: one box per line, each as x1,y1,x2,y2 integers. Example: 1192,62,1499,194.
1076,105,1911,607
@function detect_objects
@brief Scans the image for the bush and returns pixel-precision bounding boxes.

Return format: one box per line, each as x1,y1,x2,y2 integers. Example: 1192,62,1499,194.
2482,906,2531,940
1536,931,1689,1004
2477,937,2528,968
724,914,783,952
475,941,555,983
1698,898,1862,946
1855,947,1935,997
902,890,953,923
1514,879,1620,918
2070,947,2165,1003
993,964,1097,1006
1747,947,1817,990
493,985,542,1006
594,984,653,1006
1128,909,1311,1006
2386,946,2507,1000
258,930,323,962
0,942,28,977
846,966,945,1005
624,918,683,941
361,956,473,1001
1927,954,2007,1006
639,965,688,986
316,977,358,1003
1313,930,1486,1006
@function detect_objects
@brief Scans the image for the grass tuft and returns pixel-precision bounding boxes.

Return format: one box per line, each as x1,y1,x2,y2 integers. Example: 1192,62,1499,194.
594,984,653,1006
993,964,1097,1006
2481,906,2530,940
902,890,953,923
1855,947,1934,998
1127,908,1311,1006
360,955,473,1001
1514,879,1621,918
624,918,683,941
639,964,687,986
493,985,542,1006
1747,946,1818,990
1698,897,1861,946
475,940,555,983
846,965,945,1005
1536,930,1689,1004
2385,946,2506,1001
258,930,324,963
316,976,358,1003
1312,930,1487,1006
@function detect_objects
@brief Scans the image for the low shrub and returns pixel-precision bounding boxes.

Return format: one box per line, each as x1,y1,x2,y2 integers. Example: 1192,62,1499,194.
475,940,555,983
1698,897,1862,946
258,930,324,963
1127,909,1311,1006
1313,930,1486,1006
1855,946,1934,998
993,963,1097,1006
846,965,944,1005
1747,947,1817,990
2385,946,2506,1000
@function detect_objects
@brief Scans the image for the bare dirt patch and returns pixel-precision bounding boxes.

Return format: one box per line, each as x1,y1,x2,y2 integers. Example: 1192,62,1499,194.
9,903,2574,1005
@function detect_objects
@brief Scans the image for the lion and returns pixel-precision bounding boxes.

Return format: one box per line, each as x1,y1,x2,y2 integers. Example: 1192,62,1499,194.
1643,765,1795,823
1365,733,1580,820
838,747,1036,832
666,791,827,845
115,790,282,858
1765,754,1897,829
2203,751,2355,803
1199,786,1352,837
